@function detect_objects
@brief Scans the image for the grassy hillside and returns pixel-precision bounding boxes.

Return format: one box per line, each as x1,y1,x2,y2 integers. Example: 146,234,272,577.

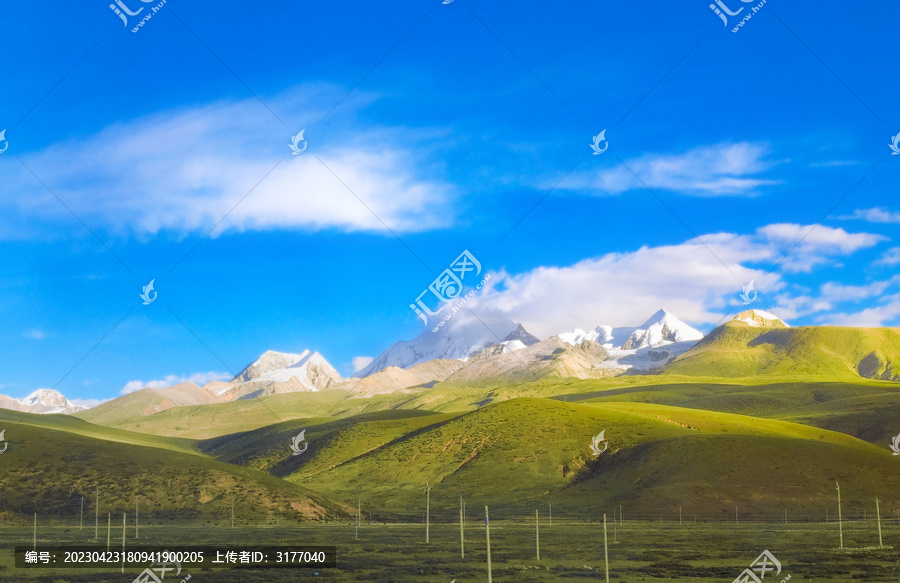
74,388,360,438
0,416,352,523
665,324,900,380
0,408,199,454
246,397,900,518
75,382,218,427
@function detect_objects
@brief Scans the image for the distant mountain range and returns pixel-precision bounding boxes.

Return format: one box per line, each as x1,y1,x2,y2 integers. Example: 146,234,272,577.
9,307,900,419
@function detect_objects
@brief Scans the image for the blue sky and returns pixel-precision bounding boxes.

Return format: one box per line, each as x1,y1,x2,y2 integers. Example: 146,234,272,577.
0,0,898,404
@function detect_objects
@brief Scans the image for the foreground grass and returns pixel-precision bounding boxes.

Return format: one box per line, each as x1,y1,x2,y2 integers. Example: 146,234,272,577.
1,519,898,582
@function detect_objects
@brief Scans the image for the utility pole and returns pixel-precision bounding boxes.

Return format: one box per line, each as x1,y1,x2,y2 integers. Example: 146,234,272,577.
679,506,682,525
735,506,738,525
135,498,139,539
603,513,610,583
231,498,234,529
549,502,552,526
535,509,540,560
836,482,843,550
121,512,126,574
459,495,464,558
33,513,36,551
485,506,492,583
106,513,111,551
95,487,99,539
80,497,84,530
355,499,359,541
875,497,884,548
425,483,430,544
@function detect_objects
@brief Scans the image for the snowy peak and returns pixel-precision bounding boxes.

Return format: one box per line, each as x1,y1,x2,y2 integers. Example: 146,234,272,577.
624,309,704,349
0,389,87,415
729,309,790,328
222,349,343,400
233,350,313,383
560,309,703,351
557,310,704,372
359,313,540,377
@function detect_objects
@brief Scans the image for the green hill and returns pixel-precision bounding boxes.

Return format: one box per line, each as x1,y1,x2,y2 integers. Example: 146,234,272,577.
664,324,900,380
0,414,352,523
206,397,900,519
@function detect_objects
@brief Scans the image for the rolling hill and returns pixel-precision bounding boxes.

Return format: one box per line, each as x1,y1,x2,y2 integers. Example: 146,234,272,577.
189,397,900,520
0,412,352,523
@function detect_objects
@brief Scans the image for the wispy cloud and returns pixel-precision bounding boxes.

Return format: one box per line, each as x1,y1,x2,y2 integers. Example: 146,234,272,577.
839,207,900,224
875,247,900,267
23,329,45,340
821,294,900,327
120,371,231,395
559,142,780,196
759,223,886,273
7,90,455,239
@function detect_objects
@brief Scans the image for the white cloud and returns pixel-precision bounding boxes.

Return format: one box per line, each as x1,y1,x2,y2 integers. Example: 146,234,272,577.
758,224,886,273
875,247,900,267
773,275,900,320
821,294,900,327
9,91,455,238
560,142,780,196
470,235,771,337
467,223,888,337
120,371,231,395
23,329,45,339
840,207,900,224
352,356,374,373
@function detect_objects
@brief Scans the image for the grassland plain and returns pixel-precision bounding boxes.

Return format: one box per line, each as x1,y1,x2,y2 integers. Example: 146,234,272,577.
0,520,898,582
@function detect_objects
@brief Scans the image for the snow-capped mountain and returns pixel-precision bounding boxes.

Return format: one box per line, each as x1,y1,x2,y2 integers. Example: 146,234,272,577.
217,350,343,401
730,309,790,328
559,309,705,372
359,313,540,377
560,309,703,350
0,389,87,415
